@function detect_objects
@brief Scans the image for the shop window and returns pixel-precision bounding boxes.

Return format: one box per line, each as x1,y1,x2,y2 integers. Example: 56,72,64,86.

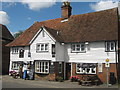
71,43,85,52
76,63,96,74
35,61,49,74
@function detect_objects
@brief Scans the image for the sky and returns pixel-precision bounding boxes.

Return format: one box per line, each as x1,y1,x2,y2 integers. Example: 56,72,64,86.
0,0,119,34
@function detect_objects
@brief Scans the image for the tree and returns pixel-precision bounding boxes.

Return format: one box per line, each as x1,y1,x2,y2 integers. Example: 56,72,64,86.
14,30,23,38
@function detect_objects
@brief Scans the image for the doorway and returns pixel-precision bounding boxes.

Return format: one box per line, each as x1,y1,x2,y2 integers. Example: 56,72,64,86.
66,63,71,80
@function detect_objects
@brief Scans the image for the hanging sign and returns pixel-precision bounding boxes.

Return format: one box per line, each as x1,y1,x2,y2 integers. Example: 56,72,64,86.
105,58,110,67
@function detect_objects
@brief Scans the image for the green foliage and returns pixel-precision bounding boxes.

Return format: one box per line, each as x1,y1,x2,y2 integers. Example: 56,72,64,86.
55,76,64,82
14,30,23,38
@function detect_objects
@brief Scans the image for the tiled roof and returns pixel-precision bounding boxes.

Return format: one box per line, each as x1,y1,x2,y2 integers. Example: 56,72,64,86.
0,24,14,41
7,8,118,46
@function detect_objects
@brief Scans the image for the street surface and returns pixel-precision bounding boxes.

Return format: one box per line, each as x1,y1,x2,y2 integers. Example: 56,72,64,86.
2,75,119,89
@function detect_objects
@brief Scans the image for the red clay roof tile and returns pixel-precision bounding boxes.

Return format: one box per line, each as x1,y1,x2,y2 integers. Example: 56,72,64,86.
6,8,118,46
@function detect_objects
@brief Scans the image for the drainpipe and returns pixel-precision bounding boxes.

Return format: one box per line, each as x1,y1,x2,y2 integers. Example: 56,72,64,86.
115,42,118,83
71,62,72,77
62,43,66,80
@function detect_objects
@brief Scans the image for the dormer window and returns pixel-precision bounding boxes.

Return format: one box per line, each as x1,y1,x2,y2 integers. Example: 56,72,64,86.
36,43,49,52
71,43,85,53
12,47,18,54
105,41,115,52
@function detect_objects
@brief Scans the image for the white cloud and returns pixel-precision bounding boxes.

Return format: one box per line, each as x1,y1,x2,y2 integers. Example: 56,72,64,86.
90,0,118,11
0,11,9,25
0,0,56,11
21,0,56,11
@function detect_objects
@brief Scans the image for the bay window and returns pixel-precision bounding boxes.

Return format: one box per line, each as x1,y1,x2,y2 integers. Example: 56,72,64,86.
35,61,49,74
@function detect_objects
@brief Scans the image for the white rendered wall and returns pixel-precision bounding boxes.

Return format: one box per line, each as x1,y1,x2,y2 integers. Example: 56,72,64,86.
9,46,31,71
65,42,117,63
30,30,56,62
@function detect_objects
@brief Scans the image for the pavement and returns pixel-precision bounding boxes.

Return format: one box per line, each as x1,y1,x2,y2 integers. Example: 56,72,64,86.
1,75,119,89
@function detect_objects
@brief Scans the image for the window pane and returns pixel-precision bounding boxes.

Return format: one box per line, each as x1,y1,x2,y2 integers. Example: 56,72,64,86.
45,62,48,72
91,68,95,73
111,42,114,51
106,42,110,51
37,45,40,50
72,44,75,51
41,44,44,51
45,44,48,51
40,62,41,72
76,44,80,51
42,62,44,72
81,44,85,51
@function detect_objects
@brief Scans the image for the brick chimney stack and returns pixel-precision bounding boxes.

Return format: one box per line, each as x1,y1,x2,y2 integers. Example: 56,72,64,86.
61,1,72,20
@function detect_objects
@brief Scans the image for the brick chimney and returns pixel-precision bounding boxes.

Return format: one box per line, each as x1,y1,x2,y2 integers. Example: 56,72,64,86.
61,1,72,20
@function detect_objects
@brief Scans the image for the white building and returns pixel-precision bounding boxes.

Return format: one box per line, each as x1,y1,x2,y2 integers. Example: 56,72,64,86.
7,2,119,83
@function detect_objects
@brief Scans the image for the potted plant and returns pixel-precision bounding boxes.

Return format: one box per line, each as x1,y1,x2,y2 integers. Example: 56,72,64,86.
70,76,79,82
9,71,19,79
55,76,64,82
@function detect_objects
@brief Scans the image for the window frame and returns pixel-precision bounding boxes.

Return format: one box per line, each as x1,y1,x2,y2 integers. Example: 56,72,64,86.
36,43,49,52
105,41,116,52
11,62,19,70
71,43,86,53
76,63,96,74
35,61,49,74
19,49,24,58
12,47,19,54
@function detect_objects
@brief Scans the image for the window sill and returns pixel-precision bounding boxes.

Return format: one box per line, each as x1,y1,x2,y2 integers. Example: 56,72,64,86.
36,51,49,53
71,51,86,53
11,69,18,70
12,53,18,54
35,72,49,74
76,73,96,75
105,51,116,52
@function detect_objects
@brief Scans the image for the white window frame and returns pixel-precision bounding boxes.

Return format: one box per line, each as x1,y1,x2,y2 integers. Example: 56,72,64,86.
71,43,85,52
105,41,115,52
36,43,49,52
12,47,19,54
76,63,96,74
12,62,19,70
35,61,49,74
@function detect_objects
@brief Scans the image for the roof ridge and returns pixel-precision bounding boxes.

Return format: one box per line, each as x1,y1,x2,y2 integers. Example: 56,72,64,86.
71,8,117,17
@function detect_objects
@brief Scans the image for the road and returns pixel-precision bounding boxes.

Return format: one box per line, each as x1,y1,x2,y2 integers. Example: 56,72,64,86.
2,75,119,89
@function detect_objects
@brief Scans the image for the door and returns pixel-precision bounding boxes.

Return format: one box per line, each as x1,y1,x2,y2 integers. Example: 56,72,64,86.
66,63,71,80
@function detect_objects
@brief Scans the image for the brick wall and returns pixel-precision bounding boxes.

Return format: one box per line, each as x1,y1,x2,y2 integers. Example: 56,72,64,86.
35,73,56,81
71,63,117,83
34,62,65,81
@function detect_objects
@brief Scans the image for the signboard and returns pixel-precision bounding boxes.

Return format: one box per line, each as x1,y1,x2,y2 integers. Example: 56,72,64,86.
98,63,102,72
105,62,110,67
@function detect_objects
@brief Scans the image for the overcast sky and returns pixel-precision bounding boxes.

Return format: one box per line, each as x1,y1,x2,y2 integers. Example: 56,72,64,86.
0,0,119,34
